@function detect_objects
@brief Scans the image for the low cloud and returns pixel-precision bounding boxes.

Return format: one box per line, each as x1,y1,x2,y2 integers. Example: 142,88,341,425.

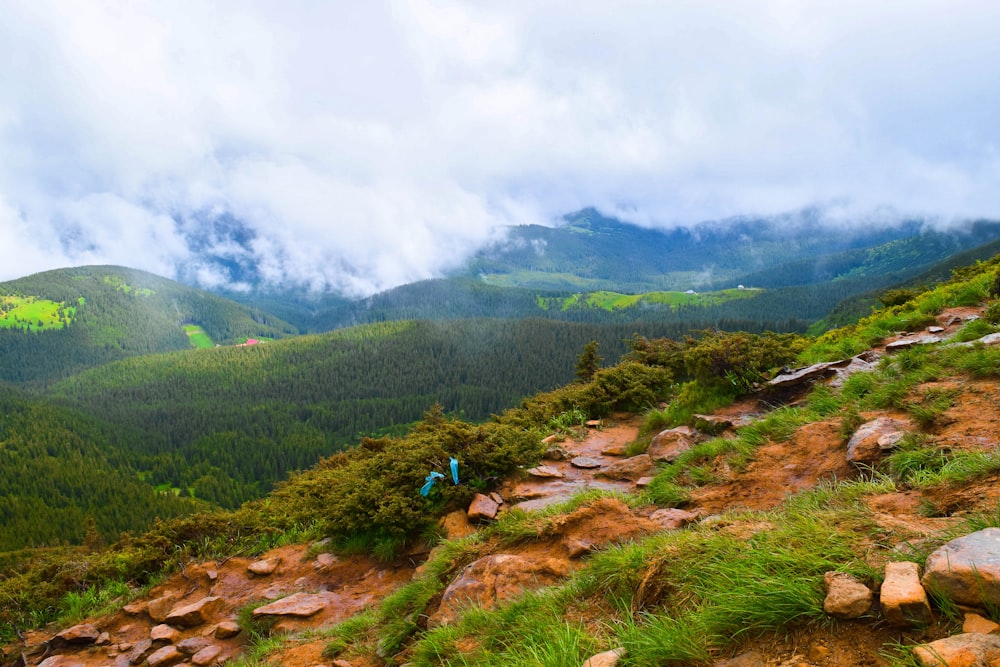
1,1,998,294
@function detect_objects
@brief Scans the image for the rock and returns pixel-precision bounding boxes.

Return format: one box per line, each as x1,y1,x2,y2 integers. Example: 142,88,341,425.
964,612,1000,635
314,552,338,568
96,631,111,646
923,528,1000,608
692,413,733,433
650,508,699,530
526,465,564,478
129,639,156,665
601,443,628,456
38,657,86,667
440,509,476,539
847,417,911,464
165,596,225,628
715,650,766,666
828,352,881,389
570,456,603,469
543,445,570,461
647,427,696,463
912,633,1000,667
929,326,945,334
808,643,830,662
191,644,223,666
489,492,504,505
430,553,570,627
213,621,241,639
150,624,181,643
205,569,218,581
767,360,847,389
822,572,873,619
177,637,212,655
880,561,932,627
886,335,942,352
332,661,354,667
600,454,654,481
467,493,501,522
148,594,175,622
123,601,147,616
247,558,280,576
146,644,185,667
253,592,326,618
51,623,101,648
635,476,655,487
564,538,596,559
581,647,626,667
586,419,602,428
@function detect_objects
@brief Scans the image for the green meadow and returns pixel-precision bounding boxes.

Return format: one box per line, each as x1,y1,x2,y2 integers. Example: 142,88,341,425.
183,324,216,349
551,287,762,312
0,296,77,331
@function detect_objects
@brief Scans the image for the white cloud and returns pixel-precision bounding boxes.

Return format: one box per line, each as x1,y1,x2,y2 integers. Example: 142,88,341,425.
0,0,998,294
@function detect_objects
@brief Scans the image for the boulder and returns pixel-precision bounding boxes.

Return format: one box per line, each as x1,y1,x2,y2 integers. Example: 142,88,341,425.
601,443,628,456
767,360,847,390
526,465,564,478
467,494,500,522
253,592,326,618
123,601,147,616
635,476,655,488
692,414,733,433
923,528,1000,608
247,558,280,576
213,621,241,639
847,417,911,464
647,426,696,463
147,594,175,622
165,596,224,628
822,572,872,619
191,644,223,666
649,508,699,530
912,633,1000,667
570,456,603,469
880,561,932,627
543,445,570,461
429,554,570,627
599,454,654,482
964,612,1000,635
146,644,185,667
150,623,181,643
582,647,626,667
129,639,157,665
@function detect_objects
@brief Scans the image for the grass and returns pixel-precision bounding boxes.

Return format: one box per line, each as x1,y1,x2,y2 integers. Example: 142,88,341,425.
0,295,76,332
183,324,216,349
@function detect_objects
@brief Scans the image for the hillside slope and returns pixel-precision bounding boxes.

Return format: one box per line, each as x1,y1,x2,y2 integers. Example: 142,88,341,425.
0,266,297,384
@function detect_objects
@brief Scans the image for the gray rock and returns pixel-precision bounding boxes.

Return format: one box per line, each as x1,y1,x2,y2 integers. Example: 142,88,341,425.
847,417,911,464
923,528,1000,608
570,456,603,469
647,426,696,463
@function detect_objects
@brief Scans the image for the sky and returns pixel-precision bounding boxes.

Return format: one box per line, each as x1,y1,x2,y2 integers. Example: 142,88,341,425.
1,1,999,296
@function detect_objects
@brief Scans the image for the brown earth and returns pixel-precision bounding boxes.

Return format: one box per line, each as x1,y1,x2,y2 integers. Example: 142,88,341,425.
6,306,1000,667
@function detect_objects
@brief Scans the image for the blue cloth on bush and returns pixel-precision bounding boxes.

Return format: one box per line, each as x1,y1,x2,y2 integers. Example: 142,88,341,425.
420,471,446,497
450,457,460,485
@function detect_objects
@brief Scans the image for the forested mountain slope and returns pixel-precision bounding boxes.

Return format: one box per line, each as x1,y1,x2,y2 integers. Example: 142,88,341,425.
0,266,297,384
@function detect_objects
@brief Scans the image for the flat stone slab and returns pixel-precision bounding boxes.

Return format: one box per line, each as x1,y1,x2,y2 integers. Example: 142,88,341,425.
526,465,564,478
252,592,326,618
570,456,603,469
165,596,224,628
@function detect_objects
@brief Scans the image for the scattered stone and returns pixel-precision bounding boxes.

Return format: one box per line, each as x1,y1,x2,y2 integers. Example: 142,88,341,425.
928,326,945,333
715,650,766,667
767,360,847,390
165,596,225,628
205,569,219,582
119,642,134,652
635,476,655,488
564,538,596,559
490,492,504,505
912,633,1000,667
586,419,602,428
129,639,156,665
146,644,185,667
38,657,86,667
570,456,603,469
880,561,932,627
886,335,942,352
582,647,626,667
191,644,223,666
647,426,696,463
600,454,654,481
692,413,733,433
214,621,241,639
526,465,565,478
51,623,101,648
314,552,338,568
822,572,873,619
440,509,476,539
123,601,147,616
601,443,628,456
964,612,1000,635
96,631,111,646
247,558,280,576
828,352,881,389
150,624,181,643
332,661,354,667
808,643,830,662
650,508,699,530
543,445,570,461
847,417,911,464
253,592,326,618
467,493,501,522
430,553,570,627
177,637,212,655
923,528,1000,608
148,594,176,622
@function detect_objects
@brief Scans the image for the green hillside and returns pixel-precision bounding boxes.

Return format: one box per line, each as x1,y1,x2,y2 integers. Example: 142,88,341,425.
0,266,297,384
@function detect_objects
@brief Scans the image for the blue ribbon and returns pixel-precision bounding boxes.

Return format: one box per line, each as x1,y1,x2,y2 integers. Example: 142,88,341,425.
450,457,460,485
420,471,446,497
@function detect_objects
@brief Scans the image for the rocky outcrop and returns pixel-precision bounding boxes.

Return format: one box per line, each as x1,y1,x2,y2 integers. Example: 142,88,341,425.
164,596,224,628
253,592,326,618
429,554,570,627
923,528,1000,608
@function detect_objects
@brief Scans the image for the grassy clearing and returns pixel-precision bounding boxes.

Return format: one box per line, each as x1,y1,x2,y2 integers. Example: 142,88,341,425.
552,288,762,313
183,324,215,349
0,295,77,332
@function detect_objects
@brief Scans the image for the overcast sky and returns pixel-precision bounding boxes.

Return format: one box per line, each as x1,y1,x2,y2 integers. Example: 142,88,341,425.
1,1,998,295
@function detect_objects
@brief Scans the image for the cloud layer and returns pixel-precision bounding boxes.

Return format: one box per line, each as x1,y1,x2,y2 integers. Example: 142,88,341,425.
1,0,998,294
